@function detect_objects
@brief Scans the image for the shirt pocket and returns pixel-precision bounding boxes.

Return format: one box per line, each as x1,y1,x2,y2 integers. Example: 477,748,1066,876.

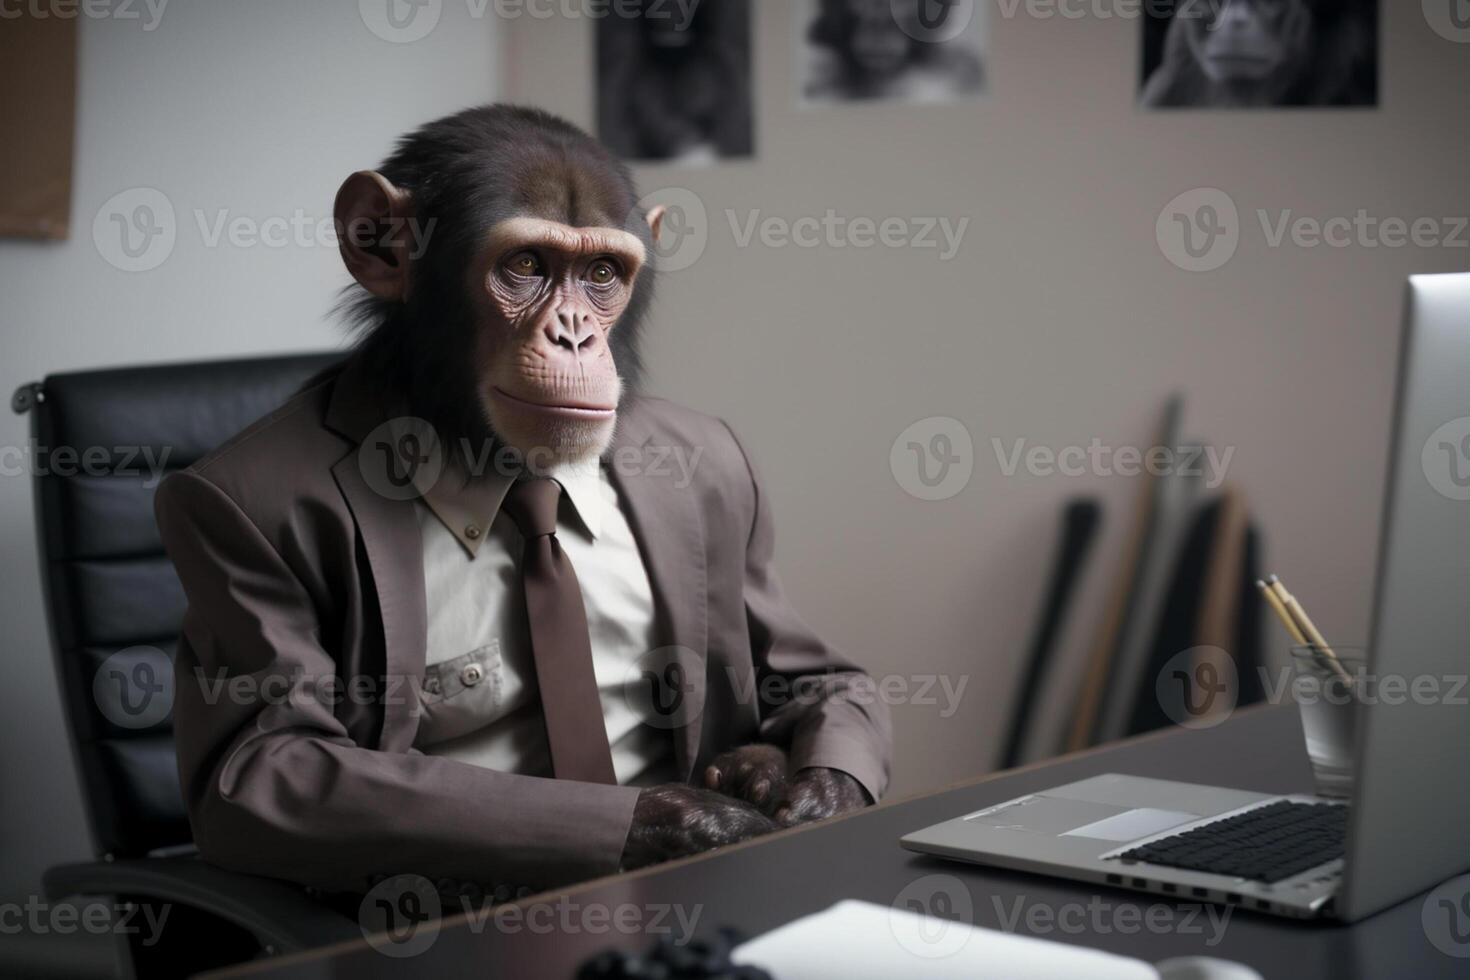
415,641,503,747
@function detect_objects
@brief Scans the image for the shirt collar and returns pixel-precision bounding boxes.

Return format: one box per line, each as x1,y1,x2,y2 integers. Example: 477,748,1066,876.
418,455,607,558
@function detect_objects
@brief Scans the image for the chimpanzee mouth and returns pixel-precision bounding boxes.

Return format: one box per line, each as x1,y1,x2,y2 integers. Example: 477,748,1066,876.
491,386,617,419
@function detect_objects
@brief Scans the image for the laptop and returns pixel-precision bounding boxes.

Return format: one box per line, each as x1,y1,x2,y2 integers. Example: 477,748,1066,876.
902,274,1470,922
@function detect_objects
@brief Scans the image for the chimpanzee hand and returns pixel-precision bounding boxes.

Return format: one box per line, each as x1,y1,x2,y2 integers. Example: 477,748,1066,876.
703,744,788,817
773,767,873,828
620,784,777,870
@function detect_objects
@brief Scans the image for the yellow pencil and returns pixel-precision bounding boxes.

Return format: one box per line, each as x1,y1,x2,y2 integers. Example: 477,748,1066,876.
1256,579,1307,645
1266,575,1354,685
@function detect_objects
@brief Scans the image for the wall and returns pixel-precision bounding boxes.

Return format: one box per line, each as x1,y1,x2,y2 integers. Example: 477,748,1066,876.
502,2,1470,797
0,0,500,901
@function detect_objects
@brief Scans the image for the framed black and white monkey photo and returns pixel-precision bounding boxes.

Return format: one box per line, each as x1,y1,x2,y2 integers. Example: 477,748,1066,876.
798,0,987,107
1140,0,1378,109
596,0,754,164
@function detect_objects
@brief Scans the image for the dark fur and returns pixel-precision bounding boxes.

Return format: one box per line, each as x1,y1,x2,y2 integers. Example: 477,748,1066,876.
337,105,655,456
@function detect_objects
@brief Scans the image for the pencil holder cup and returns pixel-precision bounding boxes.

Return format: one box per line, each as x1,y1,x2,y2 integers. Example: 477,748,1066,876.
1288,646,1364,800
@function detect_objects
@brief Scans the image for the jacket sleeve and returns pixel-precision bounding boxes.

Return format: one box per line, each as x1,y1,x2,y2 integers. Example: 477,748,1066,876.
156,469,640,893
721,424,893,802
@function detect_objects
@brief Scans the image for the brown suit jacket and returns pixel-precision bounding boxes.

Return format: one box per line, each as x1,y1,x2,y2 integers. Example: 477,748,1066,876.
155,354,891,895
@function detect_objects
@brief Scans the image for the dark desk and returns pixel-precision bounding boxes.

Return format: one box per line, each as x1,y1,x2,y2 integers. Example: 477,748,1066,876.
214,707,1461,979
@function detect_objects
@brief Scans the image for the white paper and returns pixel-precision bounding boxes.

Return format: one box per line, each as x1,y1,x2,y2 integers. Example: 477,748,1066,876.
731,900,1161,980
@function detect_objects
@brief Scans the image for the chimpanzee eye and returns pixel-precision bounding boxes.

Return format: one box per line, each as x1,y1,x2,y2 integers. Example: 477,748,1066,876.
587,259,619,285
506,251,544,278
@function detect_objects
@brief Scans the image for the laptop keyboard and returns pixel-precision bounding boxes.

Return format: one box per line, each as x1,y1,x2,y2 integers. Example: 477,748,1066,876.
1117,801,1348,884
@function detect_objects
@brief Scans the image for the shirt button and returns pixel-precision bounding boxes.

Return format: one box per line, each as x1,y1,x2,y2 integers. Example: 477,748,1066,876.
461,663,484,686
464,524,482,540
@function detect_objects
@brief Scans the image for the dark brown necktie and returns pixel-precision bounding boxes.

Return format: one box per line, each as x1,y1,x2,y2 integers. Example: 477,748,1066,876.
500,478,617,785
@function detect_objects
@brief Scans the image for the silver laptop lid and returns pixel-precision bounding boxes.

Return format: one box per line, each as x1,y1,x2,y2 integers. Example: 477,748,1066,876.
1341,273,1470,921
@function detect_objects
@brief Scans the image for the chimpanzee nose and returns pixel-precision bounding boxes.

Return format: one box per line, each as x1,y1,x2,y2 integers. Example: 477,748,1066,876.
545,310,598,355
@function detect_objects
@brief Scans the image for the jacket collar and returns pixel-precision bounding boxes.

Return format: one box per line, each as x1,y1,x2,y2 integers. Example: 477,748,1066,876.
323,352,386,447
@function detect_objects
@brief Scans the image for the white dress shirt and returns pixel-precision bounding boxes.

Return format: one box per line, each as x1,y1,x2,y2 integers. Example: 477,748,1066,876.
410,459,673,786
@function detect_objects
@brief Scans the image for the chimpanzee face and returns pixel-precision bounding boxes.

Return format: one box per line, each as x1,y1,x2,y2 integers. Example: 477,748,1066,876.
333,106,663,468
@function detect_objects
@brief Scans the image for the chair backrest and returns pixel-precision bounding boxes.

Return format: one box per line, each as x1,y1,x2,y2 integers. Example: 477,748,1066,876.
15,352,341,859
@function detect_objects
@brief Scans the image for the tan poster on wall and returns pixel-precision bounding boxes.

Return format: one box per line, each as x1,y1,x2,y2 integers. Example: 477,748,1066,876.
0,13,78,240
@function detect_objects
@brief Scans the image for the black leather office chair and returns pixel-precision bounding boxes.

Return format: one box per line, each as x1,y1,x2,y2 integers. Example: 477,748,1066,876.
13,353,361,978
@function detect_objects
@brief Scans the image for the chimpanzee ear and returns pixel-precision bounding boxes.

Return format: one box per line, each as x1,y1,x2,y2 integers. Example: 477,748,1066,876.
645,204,668,246
335,170,414,300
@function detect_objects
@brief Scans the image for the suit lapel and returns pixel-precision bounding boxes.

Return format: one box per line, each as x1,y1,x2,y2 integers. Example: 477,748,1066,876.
607,404,709,780
325,359,427,753
332,454,426,752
